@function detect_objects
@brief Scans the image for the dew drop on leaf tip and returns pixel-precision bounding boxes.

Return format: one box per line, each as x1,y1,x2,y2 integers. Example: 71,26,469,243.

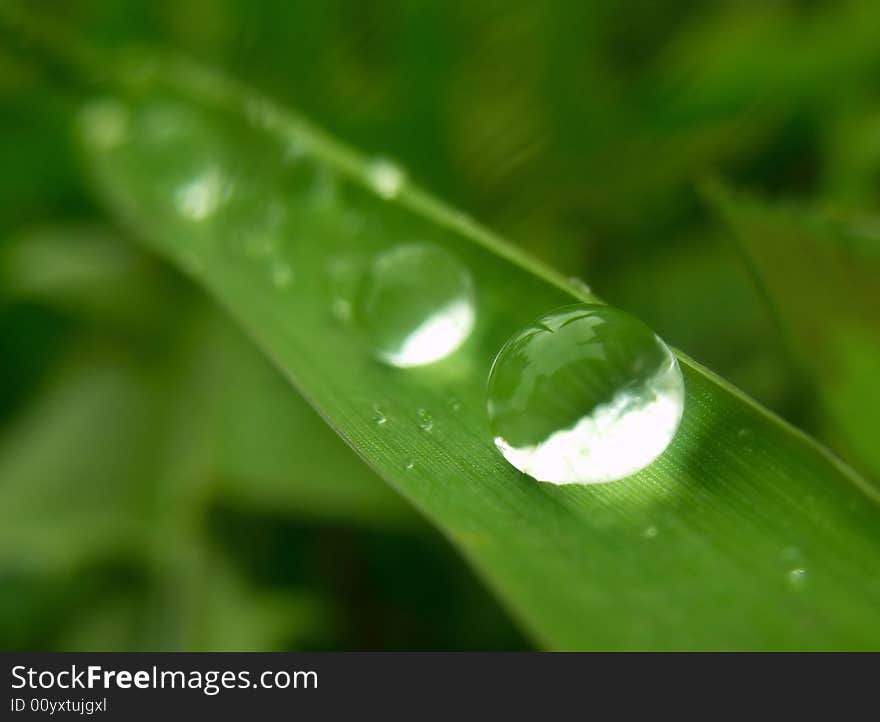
487,303,685,485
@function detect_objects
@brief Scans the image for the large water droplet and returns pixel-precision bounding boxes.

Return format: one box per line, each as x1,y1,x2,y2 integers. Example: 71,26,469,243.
487,304,685,485
357,244,476,368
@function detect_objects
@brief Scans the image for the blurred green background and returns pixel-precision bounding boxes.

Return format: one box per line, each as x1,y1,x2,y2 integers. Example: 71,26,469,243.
0,0,878,650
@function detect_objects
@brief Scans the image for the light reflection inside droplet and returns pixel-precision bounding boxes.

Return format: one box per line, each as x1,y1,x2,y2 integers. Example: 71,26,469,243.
487,304,685,485
358,244,475,368
380,297,475,368
787,568,807,588
367,158,406,199
494,360,682,484
175,166,229,221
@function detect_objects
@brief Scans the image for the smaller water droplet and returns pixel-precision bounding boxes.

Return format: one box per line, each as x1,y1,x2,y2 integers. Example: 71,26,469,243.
737,428,749,438
327,255,363,323
642,526,659,539
357,244,476,368
568,277,592,296
779,547,807,589
367,158,406,199
417,409,434,432
78,98,129,150
405,460,415,471
372,405,387,426
175,166,231,221
270,260,293,289
449,396,462,412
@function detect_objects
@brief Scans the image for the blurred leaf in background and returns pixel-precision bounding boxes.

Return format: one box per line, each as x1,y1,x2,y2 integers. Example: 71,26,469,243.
0,0,879,649
704,182,880,479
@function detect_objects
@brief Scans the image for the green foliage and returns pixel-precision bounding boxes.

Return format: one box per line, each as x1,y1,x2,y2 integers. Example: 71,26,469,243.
1,0,880,650
71,59,879,650
705,181,880,478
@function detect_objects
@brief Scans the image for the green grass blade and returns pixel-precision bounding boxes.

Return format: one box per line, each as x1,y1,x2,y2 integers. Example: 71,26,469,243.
76,56,880,650
705,180,880,479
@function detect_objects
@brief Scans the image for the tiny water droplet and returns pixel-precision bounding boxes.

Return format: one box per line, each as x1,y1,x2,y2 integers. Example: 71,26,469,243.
449,396,462,412
372,405,387,426
487,304,685,485
642,525,659,539
357,243,476,368
405,460,415,471
787,567,807,588
737,428,749,438
779,546,807,589
417,409,434,432
270,260,293,289
367,158,406,199
327,255,363,323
